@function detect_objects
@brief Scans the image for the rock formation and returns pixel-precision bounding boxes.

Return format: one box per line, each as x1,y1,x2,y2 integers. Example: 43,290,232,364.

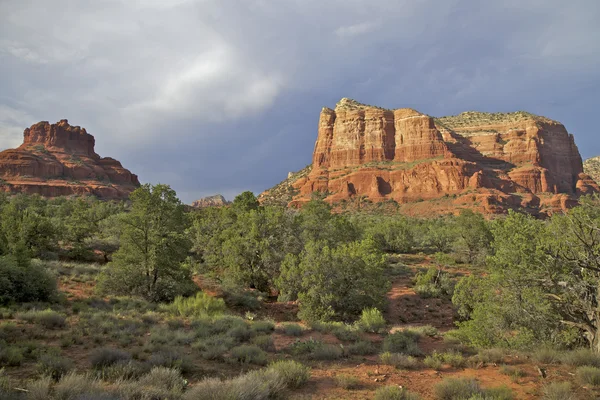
584,156,600,185
191,194,230,208
262,98,598,216
0,120,139,199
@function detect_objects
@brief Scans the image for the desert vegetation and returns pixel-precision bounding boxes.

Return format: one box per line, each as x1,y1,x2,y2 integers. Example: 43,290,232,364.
0,186,599,398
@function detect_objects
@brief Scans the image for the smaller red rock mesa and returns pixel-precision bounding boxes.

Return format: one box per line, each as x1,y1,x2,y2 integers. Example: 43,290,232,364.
266,98,598,216
0,120,140,199
191,194,230,208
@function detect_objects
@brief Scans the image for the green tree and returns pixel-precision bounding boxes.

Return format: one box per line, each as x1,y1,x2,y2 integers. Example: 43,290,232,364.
98,184,194,302
277,238,389,322
454,210,492,263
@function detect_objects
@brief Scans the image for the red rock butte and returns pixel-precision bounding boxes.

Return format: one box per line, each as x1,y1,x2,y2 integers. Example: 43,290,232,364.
0,120,140,199
262,98,599,216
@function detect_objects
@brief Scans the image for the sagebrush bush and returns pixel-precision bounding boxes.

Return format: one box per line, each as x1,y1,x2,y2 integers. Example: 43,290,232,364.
561,348,600,367
374,385,422,400
230,344,268,365
168,292,226,317
54,373,102,400
335,374,360,390
287,338,323,356
310,344,344,360
266,360,310,389
36,354,74,380
356,307,386,333
332,324,361,342
17,309,66,329
282,323,304,336
0,346,23,367
532,348,561,364
576,366,600,386
434,378,481,400
380,352,419,369
90,347,131,369
98,360,149,382
542,382,576,400
251,320,275,334
475,348,505,364
138,367,186,392
413,267,454,299
251,335,275,352
382,331,421,356
26,375,51,400
423,355,443,370
346,340,377,356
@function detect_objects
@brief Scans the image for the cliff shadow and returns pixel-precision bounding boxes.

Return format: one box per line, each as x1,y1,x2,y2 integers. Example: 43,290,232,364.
444,130,516,171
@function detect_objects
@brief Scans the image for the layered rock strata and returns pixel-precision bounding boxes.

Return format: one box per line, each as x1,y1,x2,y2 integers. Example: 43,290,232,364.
264,98,598,216
0,120,140,199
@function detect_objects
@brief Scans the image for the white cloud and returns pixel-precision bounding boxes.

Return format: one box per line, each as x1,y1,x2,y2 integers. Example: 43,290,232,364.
335,21,376,38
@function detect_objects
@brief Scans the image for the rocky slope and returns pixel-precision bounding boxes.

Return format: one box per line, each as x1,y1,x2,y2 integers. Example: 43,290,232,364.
0,120,139,199
261,98,598,216
191,194,230,208
584,156,600,184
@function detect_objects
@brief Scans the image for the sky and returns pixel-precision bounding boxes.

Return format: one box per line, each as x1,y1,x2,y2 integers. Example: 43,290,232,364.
1,0,599,204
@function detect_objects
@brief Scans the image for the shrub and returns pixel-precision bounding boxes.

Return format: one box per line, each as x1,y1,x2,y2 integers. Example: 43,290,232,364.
487,386,515,400
168,292,226,317
138,367,186,392
251,320,275,334
332,324,361,342
374,385,422,400
251,335,276,352
226,324,253,343
476,348,505,364
0,346,23,367
380,352,419,369
356,307,386,333
26,376,51,400
434,378,481,400
413,267,454,298
17,309,66,329
90,347,131,369
54,373,101,400
346,340,377,356
0,257,57,304
36,354,74,380
148,350,190,372
440,351,465,368
97,360,149,382
411,325,439,337
499,365,526,380
335,374,360,390
230,345,268,365
532,348,561,364
277,239,389,321
424,355,443,370
287,338,322,356
561,348,600,367
222,287,262,310
266,360,310,389
210,315,247,335
576,366,600,386
542,382,576,400
282,323,304,336
310,344,343,360
194,335,236,360
382,331,421,356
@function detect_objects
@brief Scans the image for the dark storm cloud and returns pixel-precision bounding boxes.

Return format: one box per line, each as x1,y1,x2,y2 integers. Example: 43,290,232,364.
1,0,599,203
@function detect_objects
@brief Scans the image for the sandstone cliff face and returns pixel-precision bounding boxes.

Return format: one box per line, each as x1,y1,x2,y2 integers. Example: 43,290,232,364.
191,194,230,208
0,120,140,199
265,99,597,216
